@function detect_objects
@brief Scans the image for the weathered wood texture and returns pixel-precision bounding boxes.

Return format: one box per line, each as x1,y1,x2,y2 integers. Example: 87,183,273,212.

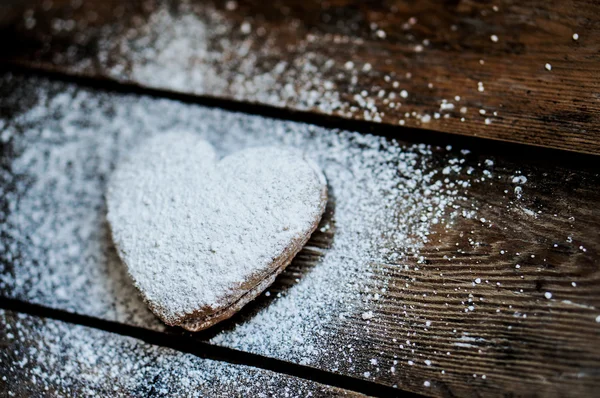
0,0,598,154
1,73,599,397
0,310,362,397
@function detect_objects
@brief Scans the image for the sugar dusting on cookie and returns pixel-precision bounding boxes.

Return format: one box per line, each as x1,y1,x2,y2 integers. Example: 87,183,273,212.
107,133,327,327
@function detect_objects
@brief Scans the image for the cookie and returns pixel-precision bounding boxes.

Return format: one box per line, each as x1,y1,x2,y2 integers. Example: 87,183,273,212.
106,132,327,331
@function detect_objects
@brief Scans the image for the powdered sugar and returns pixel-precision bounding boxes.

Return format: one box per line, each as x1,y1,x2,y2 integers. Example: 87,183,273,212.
0,73,465,376
107,133,326,326
3,71,597,393
0,310,349,397
16,0,503,130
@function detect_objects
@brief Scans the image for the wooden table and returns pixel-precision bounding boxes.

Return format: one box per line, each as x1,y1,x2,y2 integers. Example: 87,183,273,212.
1,1,599,397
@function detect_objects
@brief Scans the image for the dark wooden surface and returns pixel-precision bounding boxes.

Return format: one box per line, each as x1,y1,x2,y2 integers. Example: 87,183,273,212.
1,72,599,397
0,309,363,397
0,0,599,154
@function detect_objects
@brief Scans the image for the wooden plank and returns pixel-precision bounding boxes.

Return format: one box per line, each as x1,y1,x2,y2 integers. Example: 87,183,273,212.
0,0,598,154
0,309,362,397
1,72,600,397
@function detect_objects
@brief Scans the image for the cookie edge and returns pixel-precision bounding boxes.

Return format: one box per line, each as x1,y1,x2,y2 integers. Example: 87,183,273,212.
177,158,328,331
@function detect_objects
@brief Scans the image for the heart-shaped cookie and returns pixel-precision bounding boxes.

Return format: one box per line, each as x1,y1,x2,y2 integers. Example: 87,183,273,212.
107,132,327,331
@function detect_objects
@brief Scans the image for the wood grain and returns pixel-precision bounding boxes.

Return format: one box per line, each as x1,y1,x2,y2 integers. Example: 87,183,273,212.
0,0,598,154
263,150,600,398
0,309,362,397
1,72,599,397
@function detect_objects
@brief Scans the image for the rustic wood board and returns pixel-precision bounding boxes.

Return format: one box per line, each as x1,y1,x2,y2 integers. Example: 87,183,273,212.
1,72,600,397
0,309,363,397
0,0,598,154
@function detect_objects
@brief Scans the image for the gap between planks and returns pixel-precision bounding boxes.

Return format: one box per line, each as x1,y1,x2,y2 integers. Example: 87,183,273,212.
2,0,599,154
2,65,600,171
0,297,422,398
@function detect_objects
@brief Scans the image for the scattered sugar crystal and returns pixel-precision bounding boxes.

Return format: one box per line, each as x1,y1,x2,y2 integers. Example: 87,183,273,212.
544,292,552,299
514,186,523,197
545,63,552,71
362,311,374,320
512,175,527,184
240,21,251,34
